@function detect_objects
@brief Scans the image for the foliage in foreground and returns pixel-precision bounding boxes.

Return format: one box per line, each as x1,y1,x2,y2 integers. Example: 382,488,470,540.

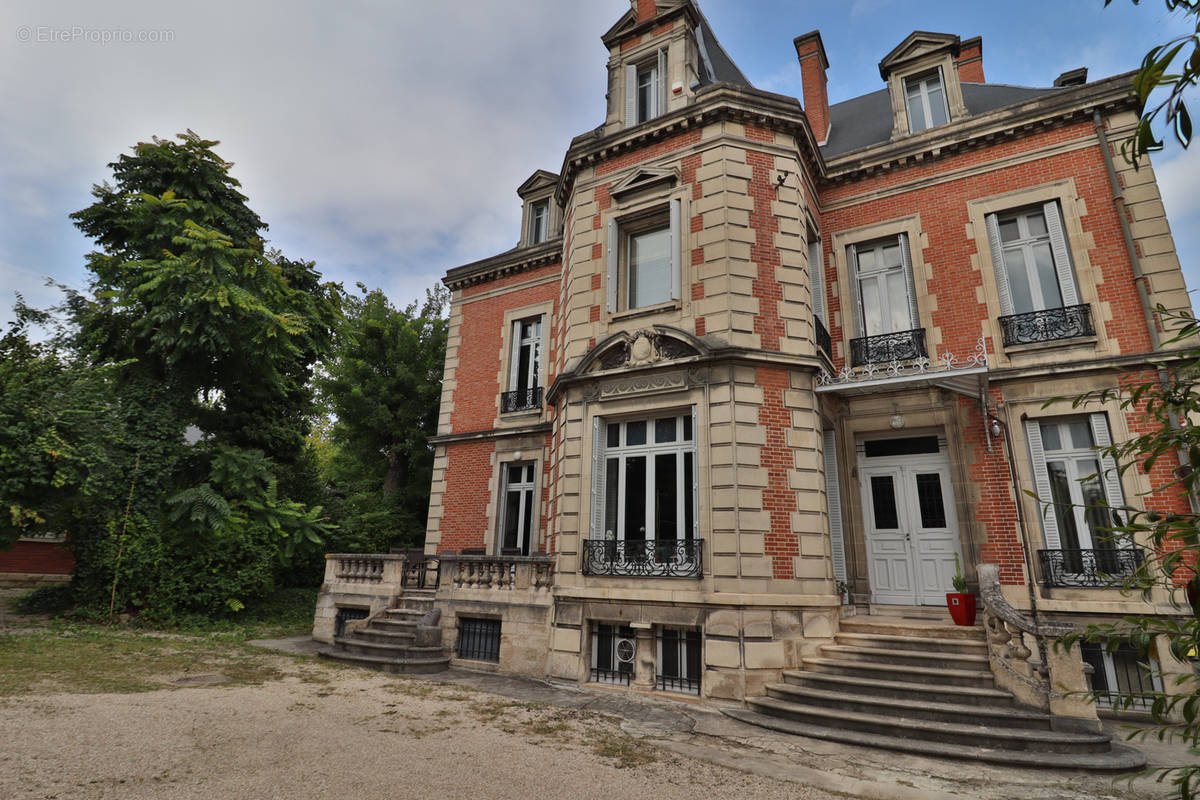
1056,311,1200,798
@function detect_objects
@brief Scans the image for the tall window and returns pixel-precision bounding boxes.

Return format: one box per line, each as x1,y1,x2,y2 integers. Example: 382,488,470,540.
1026,414,1126,557
597,414,695,543
904,70,949,133
852,236,917,337
499,462,535,555
529,200,549,244
606,199,681,313
624,49,667,127
503,315,543,413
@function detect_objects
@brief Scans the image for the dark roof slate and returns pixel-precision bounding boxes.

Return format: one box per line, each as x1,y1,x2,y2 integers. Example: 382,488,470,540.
819,82,1066,158
693,6,752,89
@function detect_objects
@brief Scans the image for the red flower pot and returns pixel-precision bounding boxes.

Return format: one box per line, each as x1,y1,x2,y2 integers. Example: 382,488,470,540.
946,592,977,626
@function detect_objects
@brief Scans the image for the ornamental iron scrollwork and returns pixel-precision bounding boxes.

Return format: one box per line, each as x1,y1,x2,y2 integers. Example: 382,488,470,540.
817,335,988,388
999,304,1094,348
582,539,703,578
1037,548,1143,588
849,328,927,367
500,387,543,413
815,317,833,359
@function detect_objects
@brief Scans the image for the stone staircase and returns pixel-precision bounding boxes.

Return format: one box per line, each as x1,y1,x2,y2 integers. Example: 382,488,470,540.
318,588,450,674
724,616,1146,770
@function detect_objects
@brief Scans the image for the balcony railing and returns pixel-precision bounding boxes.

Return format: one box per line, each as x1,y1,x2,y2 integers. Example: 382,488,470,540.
815,317,832,359
1038,548,1144,588
849,328,927,367
999,304,1094,347
582,539,703,578
501,386,543,413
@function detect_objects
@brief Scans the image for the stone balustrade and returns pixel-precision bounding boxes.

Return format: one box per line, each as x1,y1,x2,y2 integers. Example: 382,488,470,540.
439,554,554,593
977,563,1099,731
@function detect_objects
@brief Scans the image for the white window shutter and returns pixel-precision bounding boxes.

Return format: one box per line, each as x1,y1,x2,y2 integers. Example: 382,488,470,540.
669,198,682,301
592,418,606,540
823,429,847,583
536,314,546,389
1025,419,1062,549
656,49,668,117
624,64,638,127
691,404,699,541
848,244,864,338
1088,412,1127,517
606,219,619,313
809,239,825,324
985,213,1014,316
1043,200,1080,306
508,320,522,392
899,232,920,330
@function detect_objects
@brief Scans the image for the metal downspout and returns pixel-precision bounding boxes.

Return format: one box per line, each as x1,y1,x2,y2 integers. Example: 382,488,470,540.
1092,110,1161,350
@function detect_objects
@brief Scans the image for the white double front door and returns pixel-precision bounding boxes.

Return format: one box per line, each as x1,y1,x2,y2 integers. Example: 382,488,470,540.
859,449,962,606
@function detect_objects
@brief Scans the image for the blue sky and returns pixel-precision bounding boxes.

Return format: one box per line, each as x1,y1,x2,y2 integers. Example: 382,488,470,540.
1,0,1196,326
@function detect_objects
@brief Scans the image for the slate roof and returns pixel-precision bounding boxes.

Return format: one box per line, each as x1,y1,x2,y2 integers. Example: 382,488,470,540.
693,5,753,89
820,82,1066,158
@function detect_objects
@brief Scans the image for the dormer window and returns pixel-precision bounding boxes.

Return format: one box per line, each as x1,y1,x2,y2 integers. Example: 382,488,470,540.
529,200,549,244
625,50,667,127
904,69,949,133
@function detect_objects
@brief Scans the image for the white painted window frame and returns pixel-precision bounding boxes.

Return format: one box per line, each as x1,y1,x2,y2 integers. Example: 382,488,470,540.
498,461,537,555
848,234,919,338
986,202,1080,316
507,314,544,394
904,68,950,133
606,198,682,314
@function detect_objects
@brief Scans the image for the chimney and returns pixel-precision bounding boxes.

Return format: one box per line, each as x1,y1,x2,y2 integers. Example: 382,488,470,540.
957,36,985,83
794,31,831,144
635,0,657,23
1053,67,1088,87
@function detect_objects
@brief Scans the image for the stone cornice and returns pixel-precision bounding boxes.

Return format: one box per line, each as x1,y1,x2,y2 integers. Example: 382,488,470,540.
442,239,562,291
554,83,824,207
429,421,552,446
822,73,1140,184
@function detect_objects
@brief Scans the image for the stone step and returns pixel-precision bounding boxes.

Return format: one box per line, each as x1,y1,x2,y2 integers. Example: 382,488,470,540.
384,608,426,619
371,618,418,634
802,657,995,688
745,696,1112,754
332,637,445,659
764,683,1046,729
839,618,985,641
834,631,988,656
353,629,416,645
781,669,1015,707
318,648,449,675
722,708,1146,771
819,643,990,670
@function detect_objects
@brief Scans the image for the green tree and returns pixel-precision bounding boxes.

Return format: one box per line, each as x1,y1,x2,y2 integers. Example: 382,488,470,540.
0,302,120,549
316,284,449,555
59,131,340,619
1107,0,1199,164
1056,312,1200,797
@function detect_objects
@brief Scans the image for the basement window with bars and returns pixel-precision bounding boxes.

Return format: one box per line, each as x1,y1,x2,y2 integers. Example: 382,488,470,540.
656,627,702,695
1081,641,1162,712
591,623,635,685
334,607,369,638
456,617,502,663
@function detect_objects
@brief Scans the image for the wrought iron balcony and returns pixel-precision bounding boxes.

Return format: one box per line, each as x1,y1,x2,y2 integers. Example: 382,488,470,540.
999,304,1094,347
500,386,543,413
849,328,927,367
582,538,703,578
1038,548,1144,588
815,317,832,359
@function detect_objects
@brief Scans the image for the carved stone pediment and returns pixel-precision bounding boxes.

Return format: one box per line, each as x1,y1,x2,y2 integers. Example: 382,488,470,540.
608,167,680,201
579,326,706,375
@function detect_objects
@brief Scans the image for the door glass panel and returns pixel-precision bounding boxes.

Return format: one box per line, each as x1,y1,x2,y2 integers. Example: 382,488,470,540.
607,423,620,448
1039,422,1062,452
860,278,882,335
654,453,678,541
864,436,939,458
682,414,693,442
604,458,620,538
626,421,647,447
1079,460,1112,549
887,270,909,331
683,451,695,539
520,489,533,555
655,418,677,443
507,464,523,484
1047,460,1082,550
1067,420,1093,449
625,456,646,540
502,490,521,550
915,473,947,528
870,475,899,529
1005,248,1034,314
1033,242,1062,309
